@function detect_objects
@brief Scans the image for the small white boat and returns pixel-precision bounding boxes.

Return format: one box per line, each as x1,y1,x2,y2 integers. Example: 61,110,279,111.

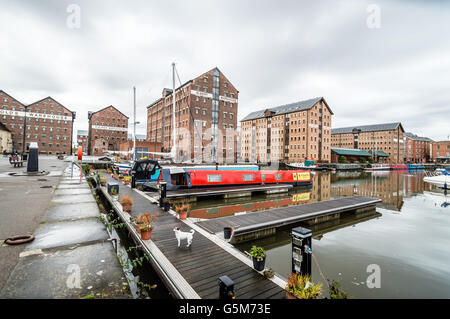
364,164,391,171
287,160,317,169
423,170,449,189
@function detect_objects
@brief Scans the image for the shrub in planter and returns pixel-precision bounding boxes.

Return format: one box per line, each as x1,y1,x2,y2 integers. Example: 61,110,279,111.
133,212,160,240
250,246,266,271
174,202,189,220
100,176,106,186
328,280,349,299
139,224,154,240
285,273,322,299
120,195,133,212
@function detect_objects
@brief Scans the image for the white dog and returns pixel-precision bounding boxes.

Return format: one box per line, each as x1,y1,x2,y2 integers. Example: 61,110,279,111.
173,227,195,248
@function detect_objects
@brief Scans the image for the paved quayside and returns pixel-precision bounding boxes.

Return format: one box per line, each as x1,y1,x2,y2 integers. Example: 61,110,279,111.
0,164,131,299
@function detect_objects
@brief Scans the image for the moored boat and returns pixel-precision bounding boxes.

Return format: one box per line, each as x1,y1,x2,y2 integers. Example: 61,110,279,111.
286,160,317,170
364,163,391,171
390,164,408,170
423,170,449,189
160,168,312,191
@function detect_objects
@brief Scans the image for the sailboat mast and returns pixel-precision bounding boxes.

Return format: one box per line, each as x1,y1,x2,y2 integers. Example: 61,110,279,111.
172,62,177,162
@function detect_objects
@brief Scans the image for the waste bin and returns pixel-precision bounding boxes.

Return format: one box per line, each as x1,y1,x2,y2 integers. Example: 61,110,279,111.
27,142,38,172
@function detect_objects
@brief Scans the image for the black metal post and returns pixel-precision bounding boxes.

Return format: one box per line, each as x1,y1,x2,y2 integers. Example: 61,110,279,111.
159,181,167,208
218,275,235,299
291,226,312,276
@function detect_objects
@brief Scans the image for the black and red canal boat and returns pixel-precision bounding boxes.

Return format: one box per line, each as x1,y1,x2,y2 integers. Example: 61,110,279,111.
130,160,313,191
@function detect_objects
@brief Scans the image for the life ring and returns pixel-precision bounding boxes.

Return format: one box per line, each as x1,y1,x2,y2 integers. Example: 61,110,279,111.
4,235,35,245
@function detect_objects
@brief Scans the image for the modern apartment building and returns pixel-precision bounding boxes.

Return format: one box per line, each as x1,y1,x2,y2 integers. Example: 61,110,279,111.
403,132,433,163
147,67,239,163
88,105,128,156
0,90,75,155
331,123,405,163
240,97,333,164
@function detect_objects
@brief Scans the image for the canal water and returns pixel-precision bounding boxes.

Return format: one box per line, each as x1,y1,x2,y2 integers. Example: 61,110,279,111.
180,170,450,298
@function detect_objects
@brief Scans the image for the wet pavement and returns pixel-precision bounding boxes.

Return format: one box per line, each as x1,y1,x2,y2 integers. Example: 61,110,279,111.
0,159,131,299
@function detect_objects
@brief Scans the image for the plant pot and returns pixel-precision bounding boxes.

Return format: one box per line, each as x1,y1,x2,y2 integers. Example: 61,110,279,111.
122,204,132,212
140,228,153,240
223,227,233,239
252,255,266,271
286,292,297,299
178,211,188,220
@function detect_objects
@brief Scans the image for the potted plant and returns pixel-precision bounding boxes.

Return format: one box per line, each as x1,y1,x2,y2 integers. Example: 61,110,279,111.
285,273,322,299
100,176,106,186
327,280,349,299
106,168,112,174
176,203,189,220
250,246,266,271
120,195,133,212
123,176,131,185
118,175,124,181
110,187,118,199
133,212,160,240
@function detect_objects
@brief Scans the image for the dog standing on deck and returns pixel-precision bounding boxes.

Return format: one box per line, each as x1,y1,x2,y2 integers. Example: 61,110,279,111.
173,227,195,248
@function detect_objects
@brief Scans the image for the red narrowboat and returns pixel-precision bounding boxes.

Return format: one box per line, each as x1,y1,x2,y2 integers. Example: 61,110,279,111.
159,168,312,190
390,164,408,170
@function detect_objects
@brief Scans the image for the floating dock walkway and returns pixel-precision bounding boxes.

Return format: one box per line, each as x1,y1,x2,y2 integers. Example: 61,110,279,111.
98,174,287,299
196,196,381,244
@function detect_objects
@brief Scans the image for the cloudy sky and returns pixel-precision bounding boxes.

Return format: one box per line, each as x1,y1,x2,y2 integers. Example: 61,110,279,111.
1,0,449,142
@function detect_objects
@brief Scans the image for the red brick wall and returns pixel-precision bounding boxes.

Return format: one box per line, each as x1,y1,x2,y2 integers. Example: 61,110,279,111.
88,106,128,155
0,91,74,154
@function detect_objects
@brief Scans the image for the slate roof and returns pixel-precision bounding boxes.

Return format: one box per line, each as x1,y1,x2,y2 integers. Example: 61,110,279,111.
241,97,331,122
331,148,372,157
373,150,389,157
404,132,433,142
332,122,404,135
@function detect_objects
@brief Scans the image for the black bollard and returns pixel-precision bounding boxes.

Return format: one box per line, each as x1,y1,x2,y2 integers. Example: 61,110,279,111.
291,226,312,276
218,275,235,299
27,142,39,172
159,181,167,208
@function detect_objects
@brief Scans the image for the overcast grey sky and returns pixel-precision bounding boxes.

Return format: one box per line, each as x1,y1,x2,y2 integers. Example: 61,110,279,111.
1,0,449,141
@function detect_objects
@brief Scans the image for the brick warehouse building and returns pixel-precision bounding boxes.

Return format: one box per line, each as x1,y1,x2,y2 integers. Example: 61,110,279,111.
88,105,128,156
403,132,433,163
147,67,239,163
331,123,405,163
0,90,75,155
432,140,450,163
240,97,333,164
77,130,88,153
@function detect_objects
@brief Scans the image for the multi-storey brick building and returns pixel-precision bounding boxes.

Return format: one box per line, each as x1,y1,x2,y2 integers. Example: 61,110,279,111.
403,132,433,163
432,140,450,163
88,105,128,156
77,130,88,153
331,123,405,163
0,121,12,153
147,67,239,163
0,90,75,155
240,97,333,164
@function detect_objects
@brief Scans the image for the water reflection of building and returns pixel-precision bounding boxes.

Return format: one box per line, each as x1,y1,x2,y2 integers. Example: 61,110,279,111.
330,171,432,211
186,173,331,219
310,172,331,202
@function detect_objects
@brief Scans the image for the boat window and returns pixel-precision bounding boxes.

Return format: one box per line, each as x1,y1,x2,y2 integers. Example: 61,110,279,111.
243,174,255,182
207,174,222,182
275,174,282,181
